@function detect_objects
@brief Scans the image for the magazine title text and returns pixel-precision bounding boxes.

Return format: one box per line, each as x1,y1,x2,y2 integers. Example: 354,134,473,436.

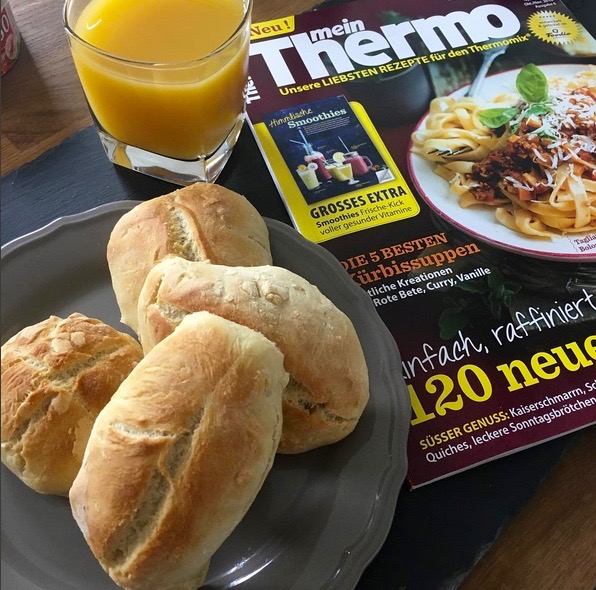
250,3,521,86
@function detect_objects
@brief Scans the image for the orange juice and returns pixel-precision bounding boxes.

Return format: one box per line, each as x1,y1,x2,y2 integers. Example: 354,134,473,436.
69,0,250,160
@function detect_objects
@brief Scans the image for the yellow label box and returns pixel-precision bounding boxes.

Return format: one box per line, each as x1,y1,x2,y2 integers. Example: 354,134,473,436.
253,101,420,244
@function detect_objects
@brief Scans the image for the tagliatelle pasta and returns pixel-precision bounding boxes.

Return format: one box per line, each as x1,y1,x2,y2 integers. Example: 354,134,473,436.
412,66,596,239
411,93,517,164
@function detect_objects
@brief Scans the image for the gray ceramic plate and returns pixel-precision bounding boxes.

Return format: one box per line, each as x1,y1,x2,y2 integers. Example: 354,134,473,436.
1,201,410,590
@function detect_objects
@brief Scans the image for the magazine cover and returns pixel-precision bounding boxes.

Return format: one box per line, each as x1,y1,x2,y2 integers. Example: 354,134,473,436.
246,0,596,487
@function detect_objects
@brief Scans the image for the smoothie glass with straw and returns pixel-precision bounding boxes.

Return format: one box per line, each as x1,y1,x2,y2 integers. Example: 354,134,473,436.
336,134,372,177
290,130,332,182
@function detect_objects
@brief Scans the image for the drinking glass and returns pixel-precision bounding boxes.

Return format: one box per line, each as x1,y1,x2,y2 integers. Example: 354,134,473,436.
326,162,357,184
63,0,252,184
296,165,321,190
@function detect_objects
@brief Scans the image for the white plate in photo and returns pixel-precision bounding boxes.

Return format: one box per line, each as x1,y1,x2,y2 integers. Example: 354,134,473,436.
0,201,410,590
407,64,596,262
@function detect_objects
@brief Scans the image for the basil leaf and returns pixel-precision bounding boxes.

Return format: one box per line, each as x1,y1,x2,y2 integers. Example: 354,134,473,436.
479,107,518,128
537,128,558,140
523,103,552,117
516,64,548,103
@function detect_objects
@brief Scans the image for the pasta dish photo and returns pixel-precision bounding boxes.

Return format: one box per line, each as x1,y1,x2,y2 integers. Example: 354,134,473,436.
409,63,596,260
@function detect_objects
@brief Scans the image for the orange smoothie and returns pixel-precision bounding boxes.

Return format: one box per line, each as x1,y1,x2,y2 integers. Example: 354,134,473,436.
70,0,249,160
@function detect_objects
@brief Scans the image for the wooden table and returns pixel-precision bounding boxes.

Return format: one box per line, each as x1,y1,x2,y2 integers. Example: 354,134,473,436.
1,1,595,588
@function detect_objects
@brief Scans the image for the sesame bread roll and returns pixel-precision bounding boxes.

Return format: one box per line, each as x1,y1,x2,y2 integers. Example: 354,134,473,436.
1,313,143,496
137,257,369,454
107,183,272,333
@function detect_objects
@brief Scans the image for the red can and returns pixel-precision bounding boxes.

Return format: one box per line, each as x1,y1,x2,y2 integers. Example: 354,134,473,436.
1,0,21,75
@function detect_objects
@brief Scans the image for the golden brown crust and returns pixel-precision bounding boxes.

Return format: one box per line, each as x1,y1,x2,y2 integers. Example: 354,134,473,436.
137,258,369,453
106,183,272,333
1,313,143,496
69,312,287,590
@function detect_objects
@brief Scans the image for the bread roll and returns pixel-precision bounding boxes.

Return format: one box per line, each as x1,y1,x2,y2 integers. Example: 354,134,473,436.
107,183,272,333
1,313,143,496
137,257,369,453
69,311,287,590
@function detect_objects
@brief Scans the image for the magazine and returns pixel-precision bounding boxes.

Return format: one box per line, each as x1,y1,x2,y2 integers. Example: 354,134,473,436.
246,0,596,488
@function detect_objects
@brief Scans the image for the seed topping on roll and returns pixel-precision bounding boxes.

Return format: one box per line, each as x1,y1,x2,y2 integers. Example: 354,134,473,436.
1,313,143,496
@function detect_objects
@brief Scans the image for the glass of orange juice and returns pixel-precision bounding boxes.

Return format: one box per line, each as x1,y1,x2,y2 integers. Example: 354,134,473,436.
63,0,252,184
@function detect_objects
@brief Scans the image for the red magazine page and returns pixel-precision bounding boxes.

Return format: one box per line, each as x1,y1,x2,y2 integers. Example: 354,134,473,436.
246,0,596,487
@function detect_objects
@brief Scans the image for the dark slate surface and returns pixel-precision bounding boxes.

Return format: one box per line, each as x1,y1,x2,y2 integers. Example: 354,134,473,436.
2,1,594,587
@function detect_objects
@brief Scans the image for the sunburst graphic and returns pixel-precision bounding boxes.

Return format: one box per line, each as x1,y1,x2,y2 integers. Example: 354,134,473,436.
528,11,580,45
